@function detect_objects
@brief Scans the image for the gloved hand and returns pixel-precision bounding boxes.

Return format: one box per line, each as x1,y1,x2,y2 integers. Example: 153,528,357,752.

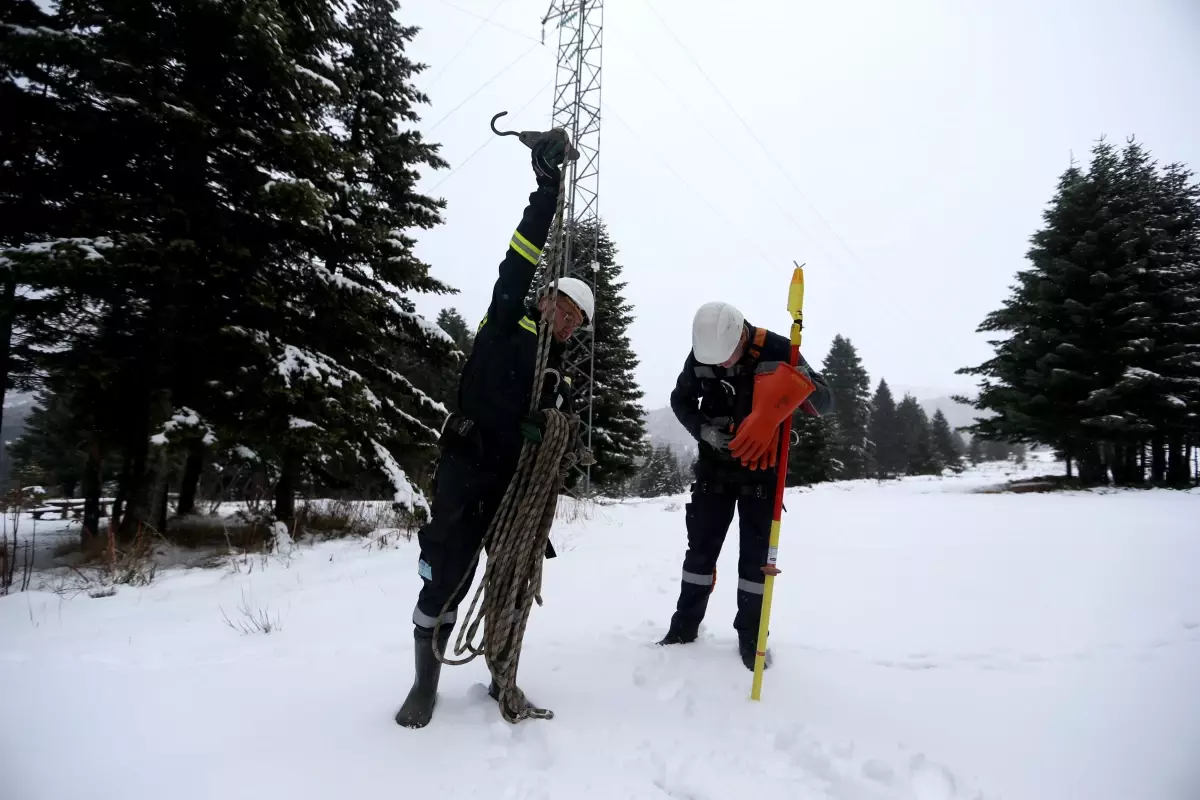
520,411,544,444
531,132,569,187
700,424,733,451
730,364,816,466
750,428,780,471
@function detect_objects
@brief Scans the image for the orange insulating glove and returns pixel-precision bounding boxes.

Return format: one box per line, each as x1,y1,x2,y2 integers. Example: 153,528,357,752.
730,364,816,467
750,428,779,471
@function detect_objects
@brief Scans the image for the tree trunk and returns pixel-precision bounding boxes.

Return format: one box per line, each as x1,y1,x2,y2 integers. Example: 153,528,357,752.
273,452,298,524
1113,443,1142,486
177,441,204,516
112,454,132,526
1151,433,1166,484
118,429,153,539
1166,433,1189,488
154,470,170,534
0,278,16,432
81,438,103,548
1077,442,1108,487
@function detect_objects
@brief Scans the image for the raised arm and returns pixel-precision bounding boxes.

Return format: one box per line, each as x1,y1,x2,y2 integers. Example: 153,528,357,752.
486,136,569,331
487,186,558,330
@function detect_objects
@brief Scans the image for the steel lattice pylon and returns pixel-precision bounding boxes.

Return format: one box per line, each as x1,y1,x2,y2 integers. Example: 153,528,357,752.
542,0,603,490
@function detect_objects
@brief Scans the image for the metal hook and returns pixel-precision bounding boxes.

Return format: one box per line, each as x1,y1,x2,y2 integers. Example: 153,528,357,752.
490,111,519,139
489,110,580,160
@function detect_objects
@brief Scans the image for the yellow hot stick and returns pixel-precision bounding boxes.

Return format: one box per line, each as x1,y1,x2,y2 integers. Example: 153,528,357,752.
751,263,805,701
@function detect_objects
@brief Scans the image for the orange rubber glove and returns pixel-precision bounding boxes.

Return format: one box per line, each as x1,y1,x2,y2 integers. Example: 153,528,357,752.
750,428,779,471
730,364,816,466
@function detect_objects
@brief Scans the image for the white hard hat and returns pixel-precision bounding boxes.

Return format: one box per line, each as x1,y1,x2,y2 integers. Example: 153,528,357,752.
692,301,745,364
546,276,594,324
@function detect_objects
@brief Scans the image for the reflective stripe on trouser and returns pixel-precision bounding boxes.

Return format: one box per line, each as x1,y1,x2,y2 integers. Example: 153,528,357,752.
667,486,773,639
413,606,457,629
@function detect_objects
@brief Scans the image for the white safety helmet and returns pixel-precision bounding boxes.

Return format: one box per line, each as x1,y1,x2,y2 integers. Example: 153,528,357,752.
544,276,594,325
691,301,745,364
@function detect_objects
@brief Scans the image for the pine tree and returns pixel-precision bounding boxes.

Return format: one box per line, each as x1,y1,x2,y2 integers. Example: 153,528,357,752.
930,409,964,472
984,440,1013,462
821,335,871,479
958,137,1200,487
867,379,904,478
436,308,474,354
565,218,646,493
787,412,832,486
896,394,939,474
967,435,984,465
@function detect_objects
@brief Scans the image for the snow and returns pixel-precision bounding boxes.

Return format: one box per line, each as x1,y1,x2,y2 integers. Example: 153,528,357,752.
289,417,319,430
384,366,450,417
295,64,341,95
2,463,1199,800
1,236,114,265
399,310,455,346
371,438,429,515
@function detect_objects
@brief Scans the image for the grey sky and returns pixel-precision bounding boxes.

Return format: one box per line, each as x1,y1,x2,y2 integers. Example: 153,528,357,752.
404,0,1200,409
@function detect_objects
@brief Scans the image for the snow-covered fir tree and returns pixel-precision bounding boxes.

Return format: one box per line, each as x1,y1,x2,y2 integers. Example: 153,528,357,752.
930,409,964,473
896,394,939,475
786,412,832,486
867,379,904,478
821,335,872,479
959,137,1200,487
562,218,646,493
1,0,456,536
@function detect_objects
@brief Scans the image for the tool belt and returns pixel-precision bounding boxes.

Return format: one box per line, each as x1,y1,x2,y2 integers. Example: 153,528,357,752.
691,481,771,498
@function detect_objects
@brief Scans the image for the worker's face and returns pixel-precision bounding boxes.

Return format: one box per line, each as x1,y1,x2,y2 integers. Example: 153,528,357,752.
540,294,585,342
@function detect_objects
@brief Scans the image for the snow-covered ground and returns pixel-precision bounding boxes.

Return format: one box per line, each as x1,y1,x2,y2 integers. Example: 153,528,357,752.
2,461,1199,800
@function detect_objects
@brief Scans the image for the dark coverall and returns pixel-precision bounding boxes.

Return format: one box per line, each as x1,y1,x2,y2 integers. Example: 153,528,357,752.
411,183,571,636
665,326,833,652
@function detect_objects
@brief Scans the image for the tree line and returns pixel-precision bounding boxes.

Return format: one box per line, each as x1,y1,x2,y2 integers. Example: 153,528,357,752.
0,0,649,544
958,137,1200,488
629,333,1034,498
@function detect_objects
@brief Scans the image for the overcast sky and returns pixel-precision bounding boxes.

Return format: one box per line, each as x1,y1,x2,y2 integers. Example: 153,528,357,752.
402,0,1200,409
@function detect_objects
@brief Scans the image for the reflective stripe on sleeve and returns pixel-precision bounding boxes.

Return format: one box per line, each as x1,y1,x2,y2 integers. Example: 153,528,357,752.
510,230,542,265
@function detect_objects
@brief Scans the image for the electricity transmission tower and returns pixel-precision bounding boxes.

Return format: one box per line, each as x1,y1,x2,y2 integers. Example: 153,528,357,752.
541,0,603,490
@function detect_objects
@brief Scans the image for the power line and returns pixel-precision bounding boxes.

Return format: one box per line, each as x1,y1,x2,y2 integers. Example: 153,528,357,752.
424,0,515,91
610,31,871,294
426,43,540,133
428,77,553,194
431,0,541,43
644,1,873,280
602,99,780,269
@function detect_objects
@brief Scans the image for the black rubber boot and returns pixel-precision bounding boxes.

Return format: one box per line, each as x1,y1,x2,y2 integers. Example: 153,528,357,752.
395,626,451,728
657,622,698,646
739,635,772,671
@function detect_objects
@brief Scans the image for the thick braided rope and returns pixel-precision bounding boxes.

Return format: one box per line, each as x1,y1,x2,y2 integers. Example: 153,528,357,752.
430,168,576,723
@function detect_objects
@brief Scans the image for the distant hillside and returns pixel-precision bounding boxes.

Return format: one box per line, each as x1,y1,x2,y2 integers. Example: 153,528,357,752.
645,406,697,463
920,395,987,432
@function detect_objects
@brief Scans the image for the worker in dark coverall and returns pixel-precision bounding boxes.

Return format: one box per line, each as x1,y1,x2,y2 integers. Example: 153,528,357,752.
396,133,594,729
658,301,833,669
